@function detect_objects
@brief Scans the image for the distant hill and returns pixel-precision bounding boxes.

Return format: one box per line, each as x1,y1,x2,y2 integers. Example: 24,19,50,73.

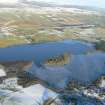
0,0,104,14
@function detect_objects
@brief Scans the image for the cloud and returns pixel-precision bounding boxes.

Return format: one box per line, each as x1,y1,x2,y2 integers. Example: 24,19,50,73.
28,0,105,8
0,0,105,8
0,0,18,4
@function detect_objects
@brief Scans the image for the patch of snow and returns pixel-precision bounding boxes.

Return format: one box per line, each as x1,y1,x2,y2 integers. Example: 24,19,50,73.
99,79,105,88
0,69,6,77
22,84,58,101
2,84,58,105
0,78,22,90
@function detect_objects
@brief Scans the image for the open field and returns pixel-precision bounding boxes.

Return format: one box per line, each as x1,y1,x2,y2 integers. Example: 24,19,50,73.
0,8,105,47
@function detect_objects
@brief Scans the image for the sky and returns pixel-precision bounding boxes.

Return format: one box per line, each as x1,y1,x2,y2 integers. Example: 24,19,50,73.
0,0,105,9
0,0,18,4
